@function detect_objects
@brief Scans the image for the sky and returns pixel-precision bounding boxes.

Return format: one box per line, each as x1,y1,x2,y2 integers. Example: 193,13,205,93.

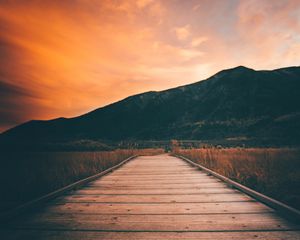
0,0,300,132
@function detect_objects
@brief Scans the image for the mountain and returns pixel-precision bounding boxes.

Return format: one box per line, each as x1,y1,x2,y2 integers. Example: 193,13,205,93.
1,65,300,147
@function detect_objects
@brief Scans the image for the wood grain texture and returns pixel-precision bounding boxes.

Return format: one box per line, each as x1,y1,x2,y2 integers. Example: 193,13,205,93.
2,154,300,240
56,193,254,203
44,202,273,215
15,213,299,231
72,188,236,195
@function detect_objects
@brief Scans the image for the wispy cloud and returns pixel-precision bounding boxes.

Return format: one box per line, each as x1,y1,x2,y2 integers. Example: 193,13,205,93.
191,37,208,47
173,25,191,41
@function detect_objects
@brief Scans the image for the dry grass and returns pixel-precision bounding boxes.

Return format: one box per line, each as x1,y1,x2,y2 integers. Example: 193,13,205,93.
0,148,164,211
174,148,300,210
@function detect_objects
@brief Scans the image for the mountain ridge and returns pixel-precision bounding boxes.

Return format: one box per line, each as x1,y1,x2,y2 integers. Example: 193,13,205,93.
1,65,300,146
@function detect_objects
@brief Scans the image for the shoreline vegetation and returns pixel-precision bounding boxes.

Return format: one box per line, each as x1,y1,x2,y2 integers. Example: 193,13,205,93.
0,148,164,212
173,147,300,210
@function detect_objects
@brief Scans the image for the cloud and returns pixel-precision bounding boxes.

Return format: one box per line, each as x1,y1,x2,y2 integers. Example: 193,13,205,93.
173,25,191,41
234,0,300,68
0,80,40,132
136,0,154,8
191,37,208,47
193,4,201,11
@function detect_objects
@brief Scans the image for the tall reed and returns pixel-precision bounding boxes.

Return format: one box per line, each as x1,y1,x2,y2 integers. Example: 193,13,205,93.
174,148,300,210
0,148,164,211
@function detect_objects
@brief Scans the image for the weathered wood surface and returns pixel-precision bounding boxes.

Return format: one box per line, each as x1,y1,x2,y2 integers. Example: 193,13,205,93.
57,193,254,203
1,154,300,239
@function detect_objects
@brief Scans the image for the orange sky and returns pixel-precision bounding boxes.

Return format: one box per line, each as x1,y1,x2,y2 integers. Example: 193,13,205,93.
0,0,300,132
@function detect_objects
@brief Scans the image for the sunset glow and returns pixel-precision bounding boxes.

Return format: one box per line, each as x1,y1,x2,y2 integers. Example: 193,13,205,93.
1,0,300,132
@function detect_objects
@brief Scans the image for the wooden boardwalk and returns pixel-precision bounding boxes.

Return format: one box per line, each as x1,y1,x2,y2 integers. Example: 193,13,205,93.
2,154,300,239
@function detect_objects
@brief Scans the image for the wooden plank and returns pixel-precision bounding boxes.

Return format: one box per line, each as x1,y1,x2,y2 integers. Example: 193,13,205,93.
90,181,221,186
105,169,205,173
56,193,254,203
72,188,236,195
91,179,222,184
112,172,200,175
13,212,298,231
112,166,200,171
116,167,197,170
84,182,227,189
2,230,300,240
116,167,196,169
98,175,217,180
98,177,215,180
44,202,273,214
100,176,215,180
110,173,204,177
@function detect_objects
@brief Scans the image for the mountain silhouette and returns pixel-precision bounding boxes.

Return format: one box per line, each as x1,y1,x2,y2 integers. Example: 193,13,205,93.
1,65,300,146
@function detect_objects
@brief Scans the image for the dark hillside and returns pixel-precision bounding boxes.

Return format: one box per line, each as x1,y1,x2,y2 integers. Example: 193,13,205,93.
1,66,300,146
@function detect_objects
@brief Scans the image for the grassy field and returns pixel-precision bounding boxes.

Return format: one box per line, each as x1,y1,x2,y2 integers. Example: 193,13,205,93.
0,148,164,212
173,148,300,210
